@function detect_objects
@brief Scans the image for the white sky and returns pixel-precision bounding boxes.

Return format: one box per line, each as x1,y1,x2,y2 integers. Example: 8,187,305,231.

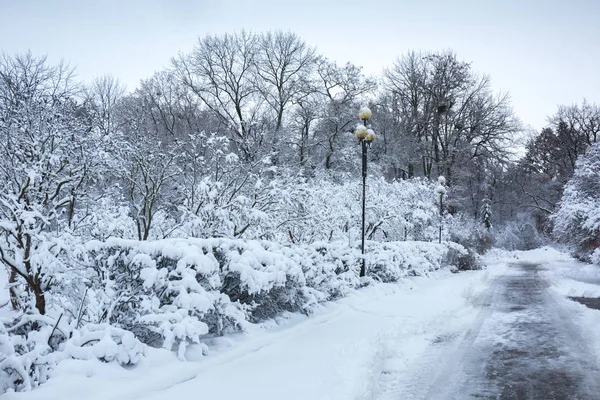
1,0,599,131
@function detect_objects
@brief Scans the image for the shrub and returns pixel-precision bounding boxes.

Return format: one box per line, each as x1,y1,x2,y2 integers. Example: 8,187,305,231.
447,214,493,255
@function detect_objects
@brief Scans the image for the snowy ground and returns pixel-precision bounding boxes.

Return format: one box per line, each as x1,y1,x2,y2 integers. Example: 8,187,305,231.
6,246,600,400
4,265,495,400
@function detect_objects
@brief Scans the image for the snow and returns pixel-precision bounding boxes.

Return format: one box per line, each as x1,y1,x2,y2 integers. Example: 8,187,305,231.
2,234,467,393
8,245,600,399
484,245,572,265
3,267,494,400
63,324,146,365
375,247,600,398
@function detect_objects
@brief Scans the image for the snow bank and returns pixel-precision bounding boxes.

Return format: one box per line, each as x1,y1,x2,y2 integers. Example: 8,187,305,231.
484,246,572,265
488,246,600,303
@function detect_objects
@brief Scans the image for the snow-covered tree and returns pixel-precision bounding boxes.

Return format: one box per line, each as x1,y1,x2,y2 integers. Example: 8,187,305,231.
312,58,376,170
0,53,91,314
553,141,600,260
481,199,492,230
173,31,267,161
255,31,316,132
83,74,126,137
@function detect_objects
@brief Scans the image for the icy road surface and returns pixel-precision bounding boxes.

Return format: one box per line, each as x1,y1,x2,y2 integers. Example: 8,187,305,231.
6,247,600,400
415,261,600,400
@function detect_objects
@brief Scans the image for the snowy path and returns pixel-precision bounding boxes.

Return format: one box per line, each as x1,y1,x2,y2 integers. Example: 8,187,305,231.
399,260,600,400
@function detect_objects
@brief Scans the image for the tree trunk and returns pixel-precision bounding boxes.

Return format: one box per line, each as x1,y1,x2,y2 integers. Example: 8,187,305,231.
325,138,335,169
9,267,20,311
276,107,284,131
32,279,46,315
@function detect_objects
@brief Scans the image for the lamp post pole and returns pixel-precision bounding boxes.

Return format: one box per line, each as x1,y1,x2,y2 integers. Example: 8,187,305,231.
439,192,443,243
361,138,367,275
355,107,375,277
436,176,447,244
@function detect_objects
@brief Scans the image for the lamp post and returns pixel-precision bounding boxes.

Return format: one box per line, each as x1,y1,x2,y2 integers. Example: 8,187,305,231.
355,107,375,277
436,176,447,244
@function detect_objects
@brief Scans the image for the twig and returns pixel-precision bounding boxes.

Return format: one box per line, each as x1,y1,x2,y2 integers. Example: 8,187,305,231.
48,313,63,346
75,287,88,329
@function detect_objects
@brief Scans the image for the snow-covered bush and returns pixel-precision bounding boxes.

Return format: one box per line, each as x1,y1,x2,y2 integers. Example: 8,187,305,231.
169,132,274,241
2,232,466,394
63,323,145,365
290,175,441,243
81,237,465,340
447,213,493,255
448,246,481,271
84,198,139,241
366,241,458,280
553,141,600,260
300,241,362,299
0,317,145,394
72,153,451,250
216,239,321,321
82,239,248,357
0,319,55,393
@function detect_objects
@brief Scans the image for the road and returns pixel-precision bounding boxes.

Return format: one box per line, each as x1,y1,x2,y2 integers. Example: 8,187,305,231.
405,262,600,400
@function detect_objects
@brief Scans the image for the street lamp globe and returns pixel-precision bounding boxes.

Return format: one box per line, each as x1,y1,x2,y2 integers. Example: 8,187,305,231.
436,185,447,195
365,129,376,143
358,107,372,121
355,124,368,140
438,175,446,185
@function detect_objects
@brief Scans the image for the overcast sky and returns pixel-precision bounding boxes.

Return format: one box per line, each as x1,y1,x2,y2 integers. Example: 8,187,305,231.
1,0,599,131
